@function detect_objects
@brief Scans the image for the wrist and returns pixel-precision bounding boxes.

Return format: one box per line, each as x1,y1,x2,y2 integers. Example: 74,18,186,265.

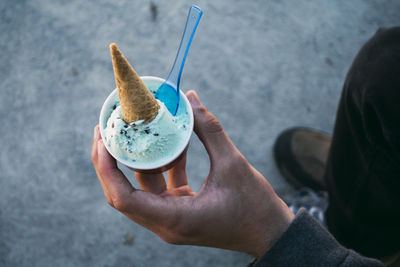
251,196,295,258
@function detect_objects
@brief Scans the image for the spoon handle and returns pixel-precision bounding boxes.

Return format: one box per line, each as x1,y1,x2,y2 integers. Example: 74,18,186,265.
166,5,203,90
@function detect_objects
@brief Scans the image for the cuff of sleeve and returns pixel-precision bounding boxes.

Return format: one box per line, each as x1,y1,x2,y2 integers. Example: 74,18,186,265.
250,208,382,267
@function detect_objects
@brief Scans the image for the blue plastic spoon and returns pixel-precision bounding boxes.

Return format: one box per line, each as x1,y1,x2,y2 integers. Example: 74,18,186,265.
155,5,203,116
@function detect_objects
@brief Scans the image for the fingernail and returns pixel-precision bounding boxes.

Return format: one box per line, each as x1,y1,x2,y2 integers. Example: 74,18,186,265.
97,139,104,152
94,126,100,139
188,92,201,107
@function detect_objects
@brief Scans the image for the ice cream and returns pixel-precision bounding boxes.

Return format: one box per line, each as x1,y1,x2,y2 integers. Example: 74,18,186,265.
104,87,190,164
102,44,190,167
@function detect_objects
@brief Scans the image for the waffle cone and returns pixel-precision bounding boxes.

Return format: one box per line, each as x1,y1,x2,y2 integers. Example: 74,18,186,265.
110,43,159,124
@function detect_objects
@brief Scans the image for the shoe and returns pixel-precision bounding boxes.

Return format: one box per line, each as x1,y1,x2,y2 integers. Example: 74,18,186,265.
381,251,400,267
274,127,331,191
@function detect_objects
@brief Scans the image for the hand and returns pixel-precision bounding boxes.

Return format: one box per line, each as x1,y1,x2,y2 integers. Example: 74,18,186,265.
92,90,294,258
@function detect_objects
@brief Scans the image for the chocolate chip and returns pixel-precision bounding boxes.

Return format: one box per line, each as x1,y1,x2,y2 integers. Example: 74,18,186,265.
112,104,117,110
153,133,159,136
112,123,114,128
144,129,150,134
124,124,128,128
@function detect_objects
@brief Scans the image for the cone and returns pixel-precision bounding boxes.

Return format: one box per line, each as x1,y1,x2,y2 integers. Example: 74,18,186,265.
110,43,159,123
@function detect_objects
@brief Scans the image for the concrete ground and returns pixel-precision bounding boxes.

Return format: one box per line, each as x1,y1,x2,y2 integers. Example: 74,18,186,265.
1,0,399,266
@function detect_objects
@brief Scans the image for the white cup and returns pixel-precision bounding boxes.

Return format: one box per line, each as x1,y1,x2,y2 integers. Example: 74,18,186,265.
99,76,194,174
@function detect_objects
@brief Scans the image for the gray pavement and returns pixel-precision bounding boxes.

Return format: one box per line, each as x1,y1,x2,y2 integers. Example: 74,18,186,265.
1,0,399,266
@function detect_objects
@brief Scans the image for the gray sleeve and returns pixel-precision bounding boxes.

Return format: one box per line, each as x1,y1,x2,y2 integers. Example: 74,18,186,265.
250,209,384,267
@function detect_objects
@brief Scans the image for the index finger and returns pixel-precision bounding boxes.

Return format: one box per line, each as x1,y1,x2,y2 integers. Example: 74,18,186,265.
95,138,135,207
95,139,178,225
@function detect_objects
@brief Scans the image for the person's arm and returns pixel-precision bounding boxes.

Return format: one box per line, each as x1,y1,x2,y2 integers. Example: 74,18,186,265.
250,209,384,266
92,90,383,266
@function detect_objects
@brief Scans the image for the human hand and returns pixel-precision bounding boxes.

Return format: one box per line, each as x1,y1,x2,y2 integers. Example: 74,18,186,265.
92,90,294,258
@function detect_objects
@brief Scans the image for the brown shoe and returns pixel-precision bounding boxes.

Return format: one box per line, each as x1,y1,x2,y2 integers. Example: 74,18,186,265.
274,127,332,191
381,251,400,267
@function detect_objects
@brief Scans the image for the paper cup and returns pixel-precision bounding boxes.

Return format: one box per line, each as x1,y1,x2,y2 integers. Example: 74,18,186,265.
99,76,194,174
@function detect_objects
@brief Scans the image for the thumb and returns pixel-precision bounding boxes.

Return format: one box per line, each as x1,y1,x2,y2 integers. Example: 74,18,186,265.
186,90,236,162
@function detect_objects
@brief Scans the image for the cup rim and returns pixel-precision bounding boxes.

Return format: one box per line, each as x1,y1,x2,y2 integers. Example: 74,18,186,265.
99,76,194,170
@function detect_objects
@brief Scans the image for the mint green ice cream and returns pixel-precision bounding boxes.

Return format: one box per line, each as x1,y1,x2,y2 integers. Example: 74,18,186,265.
103,82,190,166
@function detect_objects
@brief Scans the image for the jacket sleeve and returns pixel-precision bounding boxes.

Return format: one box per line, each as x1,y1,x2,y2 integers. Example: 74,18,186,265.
250,209,384,267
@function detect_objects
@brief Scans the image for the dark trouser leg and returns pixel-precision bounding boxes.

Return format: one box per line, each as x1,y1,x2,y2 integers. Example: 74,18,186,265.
325,27,400,259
